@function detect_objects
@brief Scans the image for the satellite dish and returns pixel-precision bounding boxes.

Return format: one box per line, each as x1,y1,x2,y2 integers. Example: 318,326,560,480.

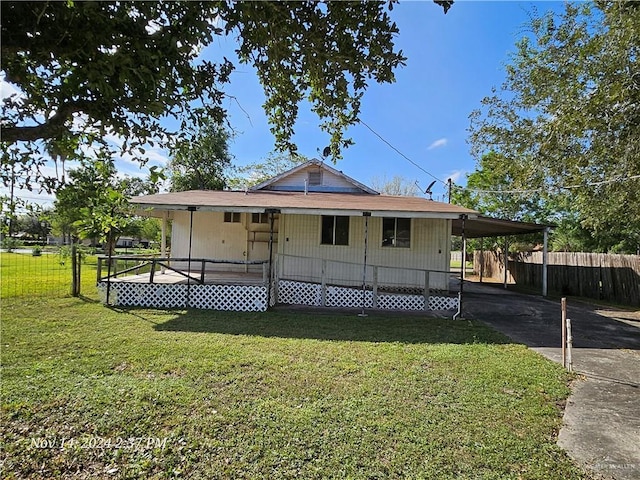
425,180,437,200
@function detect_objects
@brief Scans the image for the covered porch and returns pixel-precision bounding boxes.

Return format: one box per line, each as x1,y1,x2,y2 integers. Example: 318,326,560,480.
97,256,273,311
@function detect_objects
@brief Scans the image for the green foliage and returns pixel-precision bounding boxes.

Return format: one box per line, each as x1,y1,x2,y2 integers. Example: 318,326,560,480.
2,1,452,194
53,159,161,251
1,294,588,479
73,188,135,255
469,2,640,253
452,152,544,221
1,236,20,252
168,121,231,192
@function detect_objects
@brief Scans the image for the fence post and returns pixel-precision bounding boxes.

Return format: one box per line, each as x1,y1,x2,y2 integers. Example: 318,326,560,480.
97,256,103,283
566,318,573,372
76,249,81,296
561,297,567,369
71,244,78,297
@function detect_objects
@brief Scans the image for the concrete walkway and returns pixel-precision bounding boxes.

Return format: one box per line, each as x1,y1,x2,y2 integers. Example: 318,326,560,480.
461,282,640,480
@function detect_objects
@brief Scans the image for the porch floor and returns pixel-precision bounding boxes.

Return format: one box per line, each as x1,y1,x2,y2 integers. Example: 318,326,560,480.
108,271,265,286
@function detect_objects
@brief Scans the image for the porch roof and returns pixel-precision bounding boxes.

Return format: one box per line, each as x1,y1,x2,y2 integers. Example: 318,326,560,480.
132,190,478,219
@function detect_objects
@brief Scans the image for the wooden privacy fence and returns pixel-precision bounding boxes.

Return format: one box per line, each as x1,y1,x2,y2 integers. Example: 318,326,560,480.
473,251,640,306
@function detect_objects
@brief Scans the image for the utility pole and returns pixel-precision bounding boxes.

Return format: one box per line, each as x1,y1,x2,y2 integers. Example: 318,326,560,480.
447,178,452,204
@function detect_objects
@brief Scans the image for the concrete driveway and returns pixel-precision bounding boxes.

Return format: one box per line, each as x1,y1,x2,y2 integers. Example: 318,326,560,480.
461,282,640,480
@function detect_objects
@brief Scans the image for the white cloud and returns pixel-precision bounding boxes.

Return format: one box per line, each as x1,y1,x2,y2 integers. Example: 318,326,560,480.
446,169,467,184
0,78,24,105
427,138,448,150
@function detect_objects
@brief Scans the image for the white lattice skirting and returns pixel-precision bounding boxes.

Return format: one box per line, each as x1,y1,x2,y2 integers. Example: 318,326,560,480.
97,282,268,312
278,280,459,311
97,280,458,313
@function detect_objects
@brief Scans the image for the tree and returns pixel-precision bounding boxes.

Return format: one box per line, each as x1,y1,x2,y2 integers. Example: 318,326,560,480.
469,2,640,253
226,152,309,190
53,158,162,251
2,1,452,193
74,188,135,255
452,152,544,222
370,175,419,196
168,121,231,192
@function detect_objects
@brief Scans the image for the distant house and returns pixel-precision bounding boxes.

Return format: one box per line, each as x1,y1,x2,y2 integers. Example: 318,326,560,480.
102,159,479,312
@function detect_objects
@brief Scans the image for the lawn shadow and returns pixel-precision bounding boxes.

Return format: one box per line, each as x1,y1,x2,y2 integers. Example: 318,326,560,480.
150,306,511,345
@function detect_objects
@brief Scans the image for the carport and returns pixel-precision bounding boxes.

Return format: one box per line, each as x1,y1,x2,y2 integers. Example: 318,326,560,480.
451,214,552,296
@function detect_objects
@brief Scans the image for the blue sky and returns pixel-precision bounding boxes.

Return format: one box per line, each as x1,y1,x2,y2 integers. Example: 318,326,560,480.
204,1,566,201
4,1,566,206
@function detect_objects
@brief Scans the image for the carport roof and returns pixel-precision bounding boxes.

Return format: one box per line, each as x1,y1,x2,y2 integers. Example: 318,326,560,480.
452,215,551,238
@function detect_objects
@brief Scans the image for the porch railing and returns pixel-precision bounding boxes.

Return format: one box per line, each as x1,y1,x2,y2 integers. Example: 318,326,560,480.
276,253,457,310
96,255,270,285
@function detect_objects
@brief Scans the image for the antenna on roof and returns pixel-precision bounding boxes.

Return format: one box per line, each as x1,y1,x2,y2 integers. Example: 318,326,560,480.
317,145,331,161
425,180,437,200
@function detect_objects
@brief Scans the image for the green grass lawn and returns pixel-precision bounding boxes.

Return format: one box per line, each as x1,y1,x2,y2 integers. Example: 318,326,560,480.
1,251,98,298
1,289,590,479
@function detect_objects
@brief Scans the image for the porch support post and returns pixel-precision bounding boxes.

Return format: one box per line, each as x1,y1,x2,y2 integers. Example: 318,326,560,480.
503,237,509,289
424,270,430,311
479,237,484,284
359,212,371,316
106,228,114,305
542,227,549,297
186,206,196,308
321,259,327,307
459,215,467,295
265,209,280,310
161,211,167,274
372,266,378,309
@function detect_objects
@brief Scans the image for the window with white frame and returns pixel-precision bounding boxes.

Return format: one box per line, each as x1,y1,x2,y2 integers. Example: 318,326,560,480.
382,217,411,247
321,215,349,245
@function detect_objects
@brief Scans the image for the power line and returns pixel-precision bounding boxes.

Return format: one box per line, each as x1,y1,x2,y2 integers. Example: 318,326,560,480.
358,120,446,185
358,118,638,198
453,174,640,195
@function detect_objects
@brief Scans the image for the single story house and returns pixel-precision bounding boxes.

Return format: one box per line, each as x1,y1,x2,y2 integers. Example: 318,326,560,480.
99,159,480,312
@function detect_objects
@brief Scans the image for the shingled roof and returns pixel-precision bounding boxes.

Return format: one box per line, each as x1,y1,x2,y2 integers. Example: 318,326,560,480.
132,190,478,219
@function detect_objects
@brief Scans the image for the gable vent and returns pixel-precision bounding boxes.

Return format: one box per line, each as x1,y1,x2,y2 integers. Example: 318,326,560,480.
308,171,323,186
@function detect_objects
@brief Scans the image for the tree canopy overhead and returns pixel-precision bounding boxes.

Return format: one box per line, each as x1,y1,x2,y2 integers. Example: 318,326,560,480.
1,0,452,192
468,1,639,251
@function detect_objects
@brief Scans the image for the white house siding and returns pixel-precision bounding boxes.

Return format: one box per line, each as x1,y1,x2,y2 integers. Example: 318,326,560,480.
277,214,451,290
171,211,279,272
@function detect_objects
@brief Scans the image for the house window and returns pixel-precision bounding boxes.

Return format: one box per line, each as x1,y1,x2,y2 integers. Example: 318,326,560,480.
321,215,349,245
308,171,323,186
382,217,411,248
252,213,269,224
224,212,241,223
